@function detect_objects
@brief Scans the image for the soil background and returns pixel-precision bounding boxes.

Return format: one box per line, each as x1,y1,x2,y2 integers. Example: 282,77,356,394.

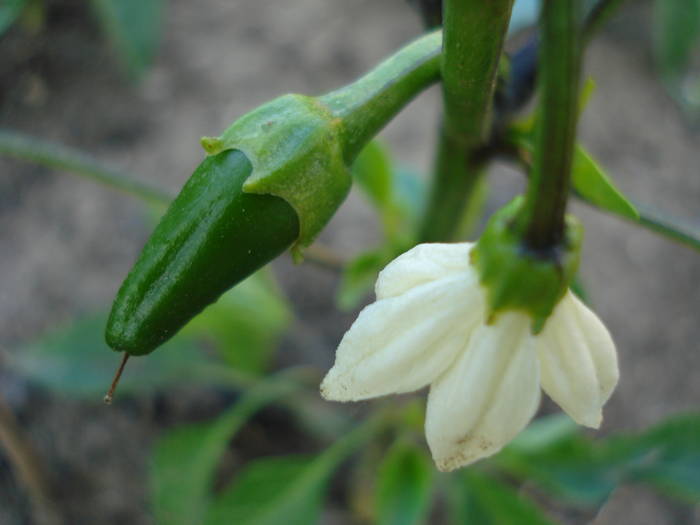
1,0,699,524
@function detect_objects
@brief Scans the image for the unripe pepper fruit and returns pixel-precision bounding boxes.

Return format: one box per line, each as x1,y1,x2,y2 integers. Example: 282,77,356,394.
106,30,443,357
106,150,298,355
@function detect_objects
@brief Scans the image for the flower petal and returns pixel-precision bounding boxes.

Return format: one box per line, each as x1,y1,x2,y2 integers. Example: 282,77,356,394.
375,242,472,300
321,270,483,402
536,290,619,428
569,292,619,404
425,313,540,471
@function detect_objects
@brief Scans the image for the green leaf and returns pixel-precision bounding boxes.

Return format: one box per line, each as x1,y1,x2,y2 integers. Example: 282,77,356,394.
336,250,388,310
448,470,554,525
615,413,700,503
507,414,578,454
501,413,700,509
352,140,393,211
8,313,213,398
151,376,302,525
90,0,163,78
9,273,290,395
393,167,427,232
653,0,700,115
0,0,27,36
498,430,619,507
571,145,638,220
182,271,291,374
376,440,434,525
204,417,381,525
204,456,324,525
351,142,429,242
653,0,700,81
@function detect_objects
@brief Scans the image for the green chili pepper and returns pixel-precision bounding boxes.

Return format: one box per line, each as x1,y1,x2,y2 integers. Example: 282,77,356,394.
106,149,298,355
106,30,443,356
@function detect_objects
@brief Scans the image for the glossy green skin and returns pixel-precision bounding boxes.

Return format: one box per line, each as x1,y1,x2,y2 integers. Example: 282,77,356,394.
106,150,298,355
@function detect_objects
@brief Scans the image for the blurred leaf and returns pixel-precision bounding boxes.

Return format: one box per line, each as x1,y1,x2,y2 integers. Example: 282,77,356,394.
653,0,700,80
151,375,302,525
8,313,215,398
498,430,618,507
0,0,26,36
653,0,700,115
10,272,290,395
500,413,700,509
376,440,434,525
205,417,381,525
90,0,163,78
507,414,578,454
183,271,291,374
393,167,427,230
352,141,428,242
572,145,638,220
448,470,554,525
204,456,323,525
614,413,700,503
499,415,620,507
352,140,393,212
336,250,388,311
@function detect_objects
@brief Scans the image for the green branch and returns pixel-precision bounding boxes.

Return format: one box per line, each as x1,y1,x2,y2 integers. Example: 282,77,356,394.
0,129,172,206
520,0,583,250
320,30,442,163
418,0,514,242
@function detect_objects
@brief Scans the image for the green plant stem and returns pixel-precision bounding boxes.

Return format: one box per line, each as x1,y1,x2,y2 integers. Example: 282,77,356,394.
520,0,583,250
0,129,173,206
602,200,700,254
320,30,442,163
418,0,514,242
632,205,700,253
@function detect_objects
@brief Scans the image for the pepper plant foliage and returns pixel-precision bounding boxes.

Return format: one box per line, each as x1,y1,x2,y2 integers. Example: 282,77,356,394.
3,0,700,523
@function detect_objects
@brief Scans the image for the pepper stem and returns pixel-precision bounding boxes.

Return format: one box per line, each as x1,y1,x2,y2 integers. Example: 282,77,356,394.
519,0,583,250
104,353,130,405
320,30,442,164
418,0,514,242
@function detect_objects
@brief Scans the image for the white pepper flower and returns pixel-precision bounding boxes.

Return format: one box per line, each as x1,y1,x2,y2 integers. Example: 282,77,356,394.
321,242,618,471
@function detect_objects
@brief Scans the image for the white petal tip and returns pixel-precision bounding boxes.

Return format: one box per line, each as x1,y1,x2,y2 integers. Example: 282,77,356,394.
577,412,603,430
431,436,503,472
319,372,369,402
434,455,478,472
319,376,350,402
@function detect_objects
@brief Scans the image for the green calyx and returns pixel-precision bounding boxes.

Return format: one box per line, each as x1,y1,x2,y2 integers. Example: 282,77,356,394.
201,94,350,259
199,31,443,260
470,197,583,333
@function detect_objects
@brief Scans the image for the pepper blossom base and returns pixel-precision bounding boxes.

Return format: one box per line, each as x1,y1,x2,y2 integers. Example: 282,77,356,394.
320,242,618,471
